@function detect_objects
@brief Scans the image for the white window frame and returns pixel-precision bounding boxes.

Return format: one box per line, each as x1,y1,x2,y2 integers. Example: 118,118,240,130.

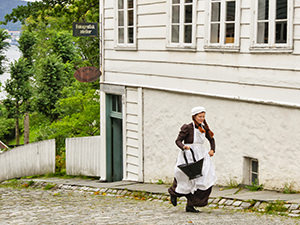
114,0,137,50
166,0,197,50
250,0,293,52
205,0,241,51
250,158,259,184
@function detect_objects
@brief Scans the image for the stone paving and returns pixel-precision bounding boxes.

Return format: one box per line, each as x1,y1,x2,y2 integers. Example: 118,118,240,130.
1,187,300,225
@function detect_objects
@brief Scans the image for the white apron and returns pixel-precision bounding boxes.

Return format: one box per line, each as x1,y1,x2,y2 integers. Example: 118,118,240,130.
174,124,217,194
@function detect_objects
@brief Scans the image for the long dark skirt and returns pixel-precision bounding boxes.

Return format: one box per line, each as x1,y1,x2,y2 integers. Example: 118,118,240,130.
168,178,212,207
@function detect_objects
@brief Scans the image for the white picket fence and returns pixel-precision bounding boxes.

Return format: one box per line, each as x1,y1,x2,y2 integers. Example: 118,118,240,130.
0,139,56,181
66,136,101,177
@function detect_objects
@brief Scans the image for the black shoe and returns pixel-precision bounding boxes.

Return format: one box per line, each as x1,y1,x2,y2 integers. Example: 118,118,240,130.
186,206,199,213
170,195,177,206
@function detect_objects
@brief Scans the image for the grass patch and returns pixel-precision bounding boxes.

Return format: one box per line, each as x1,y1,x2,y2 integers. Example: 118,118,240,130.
225,178,239,189
283,182,298,194
157,179,164,185
44,183,56,190
245,180,263,191
0,179,22,188
265,201,288,214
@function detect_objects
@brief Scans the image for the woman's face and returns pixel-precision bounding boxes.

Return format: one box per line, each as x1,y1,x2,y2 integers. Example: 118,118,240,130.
194,112,205,124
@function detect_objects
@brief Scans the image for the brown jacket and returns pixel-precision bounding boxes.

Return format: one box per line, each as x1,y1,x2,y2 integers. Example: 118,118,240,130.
175,122,216,152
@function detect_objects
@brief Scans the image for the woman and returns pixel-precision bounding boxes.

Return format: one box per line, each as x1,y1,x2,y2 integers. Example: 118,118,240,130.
168,106,216,213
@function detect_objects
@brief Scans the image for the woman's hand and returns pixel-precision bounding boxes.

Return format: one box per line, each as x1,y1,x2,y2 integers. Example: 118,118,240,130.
208,150,214,157
183,145,190,150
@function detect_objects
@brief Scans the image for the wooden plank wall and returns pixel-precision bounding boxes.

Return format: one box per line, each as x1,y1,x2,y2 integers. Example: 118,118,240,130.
124,87,142,181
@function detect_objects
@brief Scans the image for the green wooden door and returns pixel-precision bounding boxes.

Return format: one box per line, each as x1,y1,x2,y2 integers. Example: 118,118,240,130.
106,94,123,182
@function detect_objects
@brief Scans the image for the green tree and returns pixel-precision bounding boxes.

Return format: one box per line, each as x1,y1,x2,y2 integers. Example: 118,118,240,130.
0,104,15,142
18,30,37,144
4,58,32,145
3,0,99,66
18,30,36,64
34,55,66,121
0,29,9,75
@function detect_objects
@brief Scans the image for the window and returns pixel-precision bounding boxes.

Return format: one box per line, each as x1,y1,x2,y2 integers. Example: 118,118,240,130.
206,0,240,49
243,157,259,185
252,0,292,50
116,0,136,48
168,0,196,49
250,159,258,184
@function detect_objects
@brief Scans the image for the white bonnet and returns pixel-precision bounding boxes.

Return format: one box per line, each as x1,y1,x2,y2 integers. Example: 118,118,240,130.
191,106,206,116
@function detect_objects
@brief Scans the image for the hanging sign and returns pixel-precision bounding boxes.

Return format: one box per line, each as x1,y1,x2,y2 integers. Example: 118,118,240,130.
73,22,98,37
74,67,101,82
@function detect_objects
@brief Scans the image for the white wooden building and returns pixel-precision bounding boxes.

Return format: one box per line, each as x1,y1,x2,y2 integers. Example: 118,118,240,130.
99,0,300,191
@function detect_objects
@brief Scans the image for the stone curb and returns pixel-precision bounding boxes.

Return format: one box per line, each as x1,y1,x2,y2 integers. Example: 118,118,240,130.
5,180,300,218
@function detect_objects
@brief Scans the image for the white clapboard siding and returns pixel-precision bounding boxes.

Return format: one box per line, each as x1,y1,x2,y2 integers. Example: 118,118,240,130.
66,136,101,177
124,87,143,181
103,0,300,106
0,140,56,181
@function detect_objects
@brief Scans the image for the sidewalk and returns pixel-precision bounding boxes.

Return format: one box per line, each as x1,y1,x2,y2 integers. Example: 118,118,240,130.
21,177,300,217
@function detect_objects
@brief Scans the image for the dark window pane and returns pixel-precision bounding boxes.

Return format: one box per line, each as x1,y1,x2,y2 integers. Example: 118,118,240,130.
173,0,180,3
258,0,269,20
118,28,124,43
128,0,133,9
210,23,220,43
226,1,235,21
117,96,122,112
118,0,124,9
276,0,287,19
172,25,179,43
112,95,117,111
128,10,133,26
225,23,235,43
251,173,258,184
252,160,258,173
118,11,124,26
211,2,220,22
185,5,193,23
276,21,287,43
257,22,268,43
128,27,134,43
172,6,180,23
185,0,192,3
184,25,192,43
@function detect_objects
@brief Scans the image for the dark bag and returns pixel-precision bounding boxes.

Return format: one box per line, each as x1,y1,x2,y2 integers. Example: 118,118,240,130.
177,148,204,180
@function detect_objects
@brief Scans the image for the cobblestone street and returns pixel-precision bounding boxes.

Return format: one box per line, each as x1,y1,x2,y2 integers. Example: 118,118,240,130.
0,187,299,225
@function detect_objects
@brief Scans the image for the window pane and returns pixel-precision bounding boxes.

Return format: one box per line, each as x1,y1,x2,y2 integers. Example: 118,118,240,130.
118,11,124,26
252,160,258,173
211,2,220,22
128,10,133,26
276,0,287,19
257,22,268,43
251,173,258,184
128,0,133,9
226,1,235,21
128,27,134,43
185,5,193,23
258,0,269,20
210,23,220,43
118,0,124,9
172,25,179,43
173,0,180,3
184,25,192,43
118,28,124,43
185,0,192,3
225,23,235,43
172,6,180,23
117,96,122,112
276,21,287,43
112,95,117,111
